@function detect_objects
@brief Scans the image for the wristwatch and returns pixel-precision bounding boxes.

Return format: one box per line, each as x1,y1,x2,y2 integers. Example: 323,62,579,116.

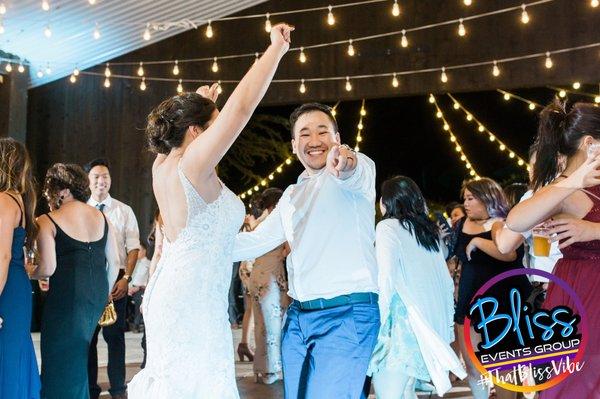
122,274,132,283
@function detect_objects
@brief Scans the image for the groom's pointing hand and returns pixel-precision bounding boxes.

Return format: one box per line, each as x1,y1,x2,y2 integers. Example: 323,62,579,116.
327,144,357,179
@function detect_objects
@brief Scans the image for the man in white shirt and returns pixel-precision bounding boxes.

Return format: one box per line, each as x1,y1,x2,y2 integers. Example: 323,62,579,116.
85,158,140,399
233,103,379,399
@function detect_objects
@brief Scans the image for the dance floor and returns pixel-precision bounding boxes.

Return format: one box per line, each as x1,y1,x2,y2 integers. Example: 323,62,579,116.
31,331,474,398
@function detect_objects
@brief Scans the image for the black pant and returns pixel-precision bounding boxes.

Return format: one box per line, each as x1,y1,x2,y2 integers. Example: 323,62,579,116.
88,292,128,398
228,262,244,325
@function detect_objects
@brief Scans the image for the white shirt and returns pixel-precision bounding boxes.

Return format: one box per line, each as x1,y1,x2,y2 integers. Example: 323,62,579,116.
88,194,140,269
519,190,562,282
233,153,379,301
131,258,150,287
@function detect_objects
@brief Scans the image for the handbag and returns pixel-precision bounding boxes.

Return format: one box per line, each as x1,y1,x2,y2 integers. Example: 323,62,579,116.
98,300,117,327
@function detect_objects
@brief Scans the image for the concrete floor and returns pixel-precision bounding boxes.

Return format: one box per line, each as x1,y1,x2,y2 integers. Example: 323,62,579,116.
32,330,474,398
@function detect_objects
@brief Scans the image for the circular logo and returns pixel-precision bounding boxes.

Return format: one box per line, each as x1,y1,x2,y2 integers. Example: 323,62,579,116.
463,268,588,393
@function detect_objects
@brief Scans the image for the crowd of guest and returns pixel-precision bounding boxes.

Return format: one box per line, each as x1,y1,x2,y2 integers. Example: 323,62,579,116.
0,96,599,399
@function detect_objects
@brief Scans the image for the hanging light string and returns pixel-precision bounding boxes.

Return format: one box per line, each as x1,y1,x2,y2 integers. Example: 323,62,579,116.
497,89,544,109
547,85,600,102
71,41,600,90
447,93,530,170
76,0,554,67
355,99,366,151
429,94,480,178
238,102,341,199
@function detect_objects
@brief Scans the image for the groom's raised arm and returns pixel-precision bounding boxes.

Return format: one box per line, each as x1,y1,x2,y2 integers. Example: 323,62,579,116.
233,204,286,261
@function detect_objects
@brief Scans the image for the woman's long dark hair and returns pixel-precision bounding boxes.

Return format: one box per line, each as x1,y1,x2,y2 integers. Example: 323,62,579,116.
532,98,600,190
380,176,440,252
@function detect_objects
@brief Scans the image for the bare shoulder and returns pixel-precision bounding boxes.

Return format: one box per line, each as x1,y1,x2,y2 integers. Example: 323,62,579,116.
0,192,19,224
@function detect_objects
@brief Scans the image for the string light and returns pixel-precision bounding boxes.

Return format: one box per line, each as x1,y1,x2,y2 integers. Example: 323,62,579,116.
172,60,179,75
299,79,306,93
44,25,52,38
205,20,213,38
36,70,44,78
238,155,296,198
345,76,352,91
400,29,408,48
497,89,542,109
211,57,219,73
176,79,183,93
327,5,335,26
140,77,147,91
104,77,110,88
73,68,79,76
69,74,76,83
299,47,307,63
137,62,144,77
18,63,24,73
4,62,11,72
440,67,448,83
572,81,581,90
355,100,366,151
265,13,271,33
544,51,553,68
217,80,223,94
592,0,599,7
93,24,101,39
143,24,151,41
504,92,511,100
391,73,399,88
104,63,111,77
520,4,530,24
458,18,466,37
0,3,6,14
347,39,355,56
492,61,500,77
448,93,530,170
429,94,479,178
42,0,50,11
391,0,400,16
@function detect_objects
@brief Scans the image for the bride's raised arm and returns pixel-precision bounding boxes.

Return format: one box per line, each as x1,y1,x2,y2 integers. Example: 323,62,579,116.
182,23,293,177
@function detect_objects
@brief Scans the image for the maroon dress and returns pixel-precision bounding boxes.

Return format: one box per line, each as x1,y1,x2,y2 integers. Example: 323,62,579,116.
540,184,600,398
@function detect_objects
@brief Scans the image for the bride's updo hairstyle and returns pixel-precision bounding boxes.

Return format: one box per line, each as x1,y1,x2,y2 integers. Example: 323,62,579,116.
146,92,217,154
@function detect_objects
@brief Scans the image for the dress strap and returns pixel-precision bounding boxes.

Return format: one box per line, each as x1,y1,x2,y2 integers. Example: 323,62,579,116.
4,192,24,227
44,213,60,230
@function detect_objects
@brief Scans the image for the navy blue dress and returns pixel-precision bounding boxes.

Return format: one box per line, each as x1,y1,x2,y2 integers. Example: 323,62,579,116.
0,195,41,398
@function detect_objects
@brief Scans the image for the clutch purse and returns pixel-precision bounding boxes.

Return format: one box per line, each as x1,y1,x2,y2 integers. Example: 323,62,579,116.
98,300,117,327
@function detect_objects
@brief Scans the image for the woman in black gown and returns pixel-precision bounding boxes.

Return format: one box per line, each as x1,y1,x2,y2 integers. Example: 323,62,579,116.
33,163,119,399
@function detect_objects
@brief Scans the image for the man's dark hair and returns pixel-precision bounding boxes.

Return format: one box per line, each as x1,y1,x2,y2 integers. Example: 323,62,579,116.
84,158,110,174
289,103,338,139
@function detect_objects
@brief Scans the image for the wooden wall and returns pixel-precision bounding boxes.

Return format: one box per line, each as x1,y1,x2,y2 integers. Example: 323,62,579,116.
26,0,600,235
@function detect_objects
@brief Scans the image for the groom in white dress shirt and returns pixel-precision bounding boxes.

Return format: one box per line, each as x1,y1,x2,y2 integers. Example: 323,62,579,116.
233,103,379,399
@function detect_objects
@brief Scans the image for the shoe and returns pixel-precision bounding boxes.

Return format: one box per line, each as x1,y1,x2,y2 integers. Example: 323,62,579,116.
237,343,254,362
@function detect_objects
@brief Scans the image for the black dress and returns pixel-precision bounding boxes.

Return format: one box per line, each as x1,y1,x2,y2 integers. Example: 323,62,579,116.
40,214,109,399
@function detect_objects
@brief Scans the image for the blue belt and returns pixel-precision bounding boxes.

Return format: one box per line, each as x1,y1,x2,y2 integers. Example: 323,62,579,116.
292,292,378,311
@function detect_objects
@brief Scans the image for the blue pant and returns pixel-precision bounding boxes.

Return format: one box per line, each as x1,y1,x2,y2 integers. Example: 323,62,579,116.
282,300,380,399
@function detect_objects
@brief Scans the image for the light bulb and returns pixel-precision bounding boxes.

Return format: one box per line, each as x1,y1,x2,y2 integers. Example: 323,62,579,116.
455,145,461,152
217,80,222,94
397,30,408,49
428,94,435,103
489,136,496,142
143,24,151,41
466,114,473,121
358,122,364,130
18,63,24,73
545,52,553,69
299,47,307,63
69,74,76,83
453,102,460,110
140,77,146,91
276,166,283,173
177,79,183,93
528,103,536,110
558,90,566,98
478,125,484,132
355,145,360,151
42,0,50,11
265,13,271,33
285,158,292,165
461,155,466,161
436,111,442,118
500,144,506,151
331,109,337,117
253,52,259,65
572,81,581,90
518,159,525,166
73,68,79,76
211,57,219,73
36,70,43,78
509,152,515,158
241,194,246,200
205,20,213,38
93,25,101,39
521,4,529,24
268,174,274,180
299,79,306,94
443,124,449,131
104,64,111,77
451,136,456,142
492,61,500,77
466,163,472,169
440,67,448,83
392,0,400,16
458,19,466,36
595,95,600,103
347,39,355,56
503,92,510,101
89,0,96,4
592,0,599,7
470,170,476,176
345,76,352,92
137,62,144,77
104,77,110,88
464,0,472,5
392,73,399,88
357,136,363,142
4,63,11,72
327,5,335,26
0,3,6,14
44,25,52,38
45,64,51,74
172,60,179,75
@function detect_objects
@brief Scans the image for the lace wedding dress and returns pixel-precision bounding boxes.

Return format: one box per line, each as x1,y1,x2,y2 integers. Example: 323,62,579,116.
129,163,245,398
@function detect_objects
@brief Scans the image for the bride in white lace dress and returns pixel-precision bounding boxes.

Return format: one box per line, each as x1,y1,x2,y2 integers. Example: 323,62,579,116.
128,24,293,398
